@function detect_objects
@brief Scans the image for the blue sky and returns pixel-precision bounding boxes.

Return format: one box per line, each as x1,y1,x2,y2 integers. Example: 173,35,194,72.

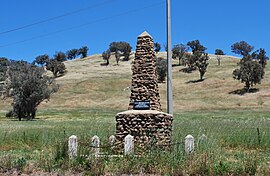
1,0,270,62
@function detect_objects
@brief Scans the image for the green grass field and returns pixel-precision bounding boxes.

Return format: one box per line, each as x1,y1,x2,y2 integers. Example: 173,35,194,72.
1,109,270,175
0,54,270,175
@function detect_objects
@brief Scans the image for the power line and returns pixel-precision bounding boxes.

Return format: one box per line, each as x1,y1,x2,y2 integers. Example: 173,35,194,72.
0,1,165,48
0,0,118,35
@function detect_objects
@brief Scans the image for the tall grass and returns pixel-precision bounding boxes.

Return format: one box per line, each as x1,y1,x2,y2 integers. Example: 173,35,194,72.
0,109,270,174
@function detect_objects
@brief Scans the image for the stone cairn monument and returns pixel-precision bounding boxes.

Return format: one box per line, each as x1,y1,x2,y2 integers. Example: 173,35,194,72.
115,31,173,148
128,32,161,111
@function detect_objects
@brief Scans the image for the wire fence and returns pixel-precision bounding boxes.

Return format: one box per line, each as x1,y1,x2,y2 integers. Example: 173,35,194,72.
66,129,269,159
67,134,196,159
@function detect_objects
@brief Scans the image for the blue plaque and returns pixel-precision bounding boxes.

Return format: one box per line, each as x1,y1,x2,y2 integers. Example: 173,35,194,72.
133,100,150,110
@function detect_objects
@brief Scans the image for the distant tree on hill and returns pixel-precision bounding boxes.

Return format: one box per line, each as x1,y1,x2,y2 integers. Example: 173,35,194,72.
102,50,111,66
78,46,89,58
115,51,121,65
154,42,161,53
109,42,118,53
109,41,132,61
0,57,9,66
121,43,132,61
5,61,58,121
156,57,167,83
233,60,264,92
252,48,268,68
196,53,209,80
215,49,225,55
231,41,254,57
54,51,67,62
66,49,78,60
215,49,225,66
172,44,188,66
0,57,10,81
187,40,207,54
182,53,196,72
231,41,267,92
187,40,209,80
33,54,49,66
46,59,66,77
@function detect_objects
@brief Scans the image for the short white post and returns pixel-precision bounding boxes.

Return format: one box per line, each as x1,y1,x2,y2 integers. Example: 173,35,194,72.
109,135,116,148
185,134,194,154
198,134,207,149
91,135,100,157
68,135,78,159
198,134,207,143
124,134,134,155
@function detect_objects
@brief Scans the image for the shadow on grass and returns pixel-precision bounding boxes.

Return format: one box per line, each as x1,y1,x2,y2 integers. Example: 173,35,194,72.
229,88,259,95
179,67,196,73
8,117,41,121
172,64,180,67
185,78,205,84
100,63,109,66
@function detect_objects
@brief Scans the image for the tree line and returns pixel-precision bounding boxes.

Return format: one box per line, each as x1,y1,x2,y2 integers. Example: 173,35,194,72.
156,40,209,82
100,40,268,92
0,39,268,122
0,45,89,121
102,41,132,65
33,46,89,77
155,40,268,93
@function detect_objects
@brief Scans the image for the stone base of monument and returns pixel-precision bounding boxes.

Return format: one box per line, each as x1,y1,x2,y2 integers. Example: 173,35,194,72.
115,110,173,148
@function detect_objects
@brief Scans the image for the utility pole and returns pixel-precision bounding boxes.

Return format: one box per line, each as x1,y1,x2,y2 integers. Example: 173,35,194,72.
166,0,173,114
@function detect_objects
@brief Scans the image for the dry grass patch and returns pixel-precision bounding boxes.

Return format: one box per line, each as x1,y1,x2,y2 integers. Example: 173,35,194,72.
1,52,270,112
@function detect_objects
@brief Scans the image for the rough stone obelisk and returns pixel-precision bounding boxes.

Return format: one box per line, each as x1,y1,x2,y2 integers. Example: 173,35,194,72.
128,31,161,111
115,31,173,148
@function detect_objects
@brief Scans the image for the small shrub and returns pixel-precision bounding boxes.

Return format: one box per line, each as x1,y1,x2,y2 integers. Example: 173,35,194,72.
13,157,27,171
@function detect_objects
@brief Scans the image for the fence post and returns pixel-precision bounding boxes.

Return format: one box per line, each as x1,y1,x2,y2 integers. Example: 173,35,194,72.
199,134,207,141
91,135,100,157
109,135,116,148
185,134,194,154
198,134,207,149
124,134,134,155
68,135,78,159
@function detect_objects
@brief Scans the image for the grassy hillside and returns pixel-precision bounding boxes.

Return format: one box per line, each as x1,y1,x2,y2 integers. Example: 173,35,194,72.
1,53,270,113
